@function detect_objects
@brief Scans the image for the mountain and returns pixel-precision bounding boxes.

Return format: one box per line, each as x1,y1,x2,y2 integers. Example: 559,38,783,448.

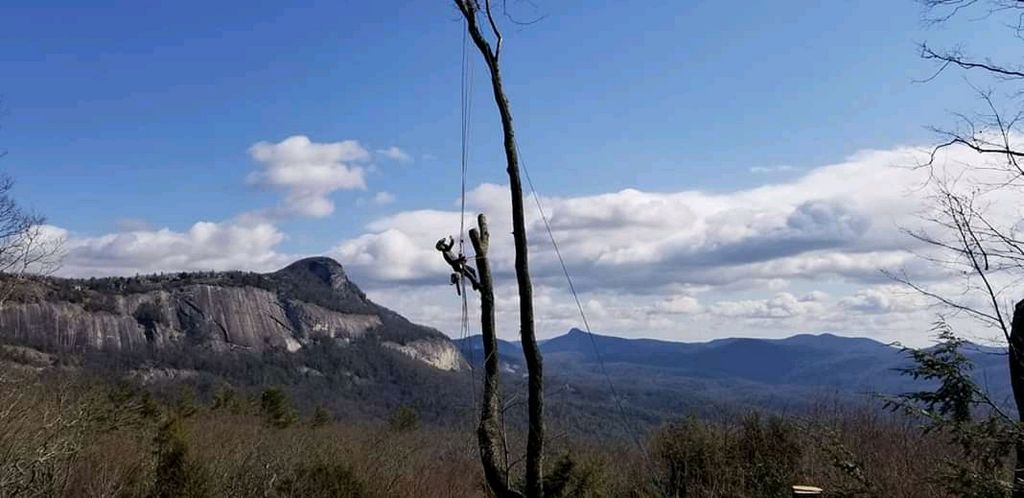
1,259,1012,430
0,257,465,371
457,328,1013,408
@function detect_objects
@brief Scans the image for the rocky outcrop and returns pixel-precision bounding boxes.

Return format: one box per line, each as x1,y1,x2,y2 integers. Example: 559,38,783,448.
0,302,149,351
127,367,200,384
0,257,466,371
383,339,466,371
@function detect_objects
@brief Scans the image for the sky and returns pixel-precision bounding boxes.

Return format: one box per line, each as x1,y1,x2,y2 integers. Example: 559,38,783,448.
0,1,1019,345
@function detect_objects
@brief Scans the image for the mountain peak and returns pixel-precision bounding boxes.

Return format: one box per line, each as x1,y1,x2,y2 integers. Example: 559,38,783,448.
277,257,349,289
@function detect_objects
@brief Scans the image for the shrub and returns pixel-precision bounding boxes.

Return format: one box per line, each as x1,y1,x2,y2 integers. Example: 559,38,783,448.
150,416,211,498
737,413,801,495
82,294,118,314
275,462,367,498
650,413,802,498
885,322,1017,496
311,405,333,427
211,385,248,415
260,388,297,429
652,416,735,496
543,453,610,498
387,404,419,432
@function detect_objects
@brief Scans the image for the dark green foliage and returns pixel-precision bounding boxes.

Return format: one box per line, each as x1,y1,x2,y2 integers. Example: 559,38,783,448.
151,416,212,498
542,453,608,498
890,324,978,424
54,336,470,428
388,404,419,432
653,416,733,496
174,387,199,419
82,293,117,314
811,426,876,498
211,385,247,414
650,413,803,498
275,462,367,498
260,387,298,428
0,363,1000,497
310,405,332,427
96,382,162,430
140,391,162,420
886,322,1017,495
737,413,801,495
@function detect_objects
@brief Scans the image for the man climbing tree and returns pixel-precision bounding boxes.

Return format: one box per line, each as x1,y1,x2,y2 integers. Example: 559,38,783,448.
440,1,545,497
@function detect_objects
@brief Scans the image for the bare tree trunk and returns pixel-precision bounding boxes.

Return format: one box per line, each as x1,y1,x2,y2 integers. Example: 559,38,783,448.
470,215,523,498
1010,300,1024,497
454,2,544,496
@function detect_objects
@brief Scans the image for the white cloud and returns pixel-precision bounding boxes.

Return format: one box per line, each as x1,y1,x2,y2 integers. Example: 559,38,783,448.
376,146,413,163
248,135,369,218
44,137,1024,346
335,228,448,282
710,292,826,319
59,220,290,277
328,141,1018,345
335,145,929,291
838,285,925,315
654,295,703,314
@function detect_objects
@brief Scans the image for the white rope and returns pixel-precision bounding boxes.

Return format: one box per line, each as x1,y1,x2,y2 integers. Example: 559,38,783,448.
519,158,651,458
457,20,477,413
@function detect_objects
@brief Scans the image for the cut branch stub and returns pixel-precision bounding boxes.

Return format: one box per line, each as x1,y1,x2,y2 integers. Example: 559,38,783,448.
469,214,521,498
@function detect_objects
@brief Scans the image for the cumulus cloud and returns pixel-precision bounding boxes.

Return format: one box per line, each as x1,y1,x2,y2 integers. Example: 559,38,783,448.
59,220,290,277
328,141,1015,344
710,292,826,319
376,146,413,163
248,135,369,218
653,295,703,314
46,137,1020,345
335,228,448,282
335,145,930,292
838,285,924,314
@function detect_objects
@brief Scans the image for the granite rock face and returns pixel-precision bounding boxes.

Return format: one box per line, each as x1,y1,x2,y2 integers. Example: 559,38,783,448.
383,339,466,371
0,257,466,371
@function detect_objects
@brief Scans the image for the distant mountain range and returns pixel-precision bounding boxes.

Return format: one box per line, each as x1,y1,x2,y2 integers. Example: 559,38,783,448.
0,256,1011,431
456,328,1013,413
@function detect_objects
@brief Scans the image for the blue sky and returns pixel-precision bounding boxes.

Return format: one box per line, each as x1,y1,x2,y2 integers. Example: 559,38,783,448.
0,1,1016,342
1,1,999,241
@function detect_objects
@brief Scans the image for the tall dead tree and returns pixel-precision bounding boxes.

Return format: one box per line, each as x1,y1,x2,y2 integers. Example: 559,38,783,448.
906,1,1024,494
443,1,544,497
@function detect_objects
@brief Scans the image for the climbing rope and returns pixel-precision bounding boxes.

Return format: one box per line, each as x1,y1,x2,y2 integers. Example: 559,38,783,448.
518,156,651,460
451,12,647,465
457,20,478,413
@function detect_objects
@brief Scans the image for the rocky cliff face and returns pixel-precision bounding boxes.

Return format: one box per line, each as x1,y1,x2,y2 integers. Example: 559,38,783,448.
0,257,466,371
